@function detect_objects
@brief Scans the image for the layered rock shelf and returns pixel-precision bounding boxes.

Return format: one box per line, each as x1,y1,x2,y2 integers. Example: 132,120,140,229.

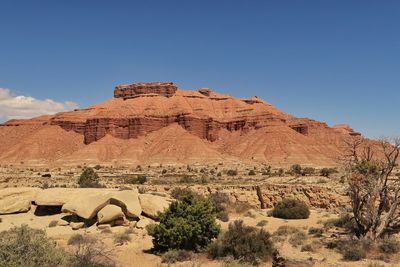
114,82,178,99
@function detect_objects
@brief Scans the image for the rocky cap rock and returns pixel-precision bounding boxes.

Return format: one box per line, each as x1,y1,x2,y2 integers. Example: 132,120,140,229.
114,82,177,99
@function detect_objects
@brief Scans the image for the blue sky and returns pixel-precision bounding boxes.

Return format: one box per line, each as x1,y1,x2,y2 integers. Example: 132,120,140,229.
0,1,399,138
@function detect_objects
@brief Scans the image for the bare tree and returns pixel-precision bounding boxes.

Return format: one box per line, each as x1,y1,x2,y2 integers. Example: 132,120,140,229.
345,137,400,240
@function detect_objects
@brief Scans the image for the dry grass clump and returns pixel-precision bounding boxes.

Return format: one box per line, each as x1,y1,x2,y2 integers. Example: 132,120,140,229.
68,233,115,267
272,225,308,246
113,232,131,245
161,249,194,263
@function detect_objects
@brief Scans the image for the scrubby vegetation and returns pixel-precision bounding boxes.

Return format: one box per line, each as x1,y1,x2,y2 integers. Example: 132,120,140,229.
147,191,220,251
78,167,102,188
68,234,115,267
0,225,69,267
226,169,238,176
208,220,274,265
379,238,400,254
272,199,310,219
161,250,194,263
320,168,337,177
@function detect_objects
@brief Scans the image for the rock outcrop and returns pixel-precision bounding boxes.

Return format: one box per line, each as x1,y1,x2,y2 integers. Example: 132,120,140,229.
0,81,364,165
114,82,178,99
0,187,41,214
0,188,171,230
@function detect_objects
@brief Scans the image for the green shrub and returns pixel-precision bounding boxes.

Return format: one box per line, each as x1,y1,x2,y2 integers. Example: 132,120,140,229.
210,192,230,213
379,238,400,254
0,225,69,267
302,167,315,176
342,243,367,261
78,167,102,188
179,175,194,183
248,170,256,176
227,169,238,176
170,188,200,201
93,164,102,170
308,227,323,237
217,211,230,222
256,220,268,227
137,175,147,184
161,250,193,263
290,164,302,176
320,168,337,177
124,174,147,184
323,213,358,233
301,244,314,252
272,199,310,219
147,191,220,251
208,220,274,265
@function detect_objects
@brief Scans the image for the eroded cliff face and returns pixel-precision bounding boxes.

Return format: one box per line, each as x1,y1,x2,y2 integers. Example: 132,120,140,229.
48,82,293,144
0,81,362,165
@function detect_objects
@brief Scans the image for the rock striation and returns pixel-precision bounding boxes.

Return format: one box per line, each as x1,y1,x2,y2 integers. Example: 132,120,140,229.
0,81,365,165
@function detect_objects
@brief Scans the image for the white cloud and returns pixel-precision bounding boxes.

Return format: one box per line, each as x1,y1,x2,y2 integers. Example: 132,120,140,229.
0,88,78,121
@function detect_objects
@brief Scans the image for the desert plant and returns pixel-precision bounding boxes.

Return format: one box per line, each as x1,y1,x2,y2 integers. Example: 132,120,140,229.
248,170,256,176
0,225,69,267
147,191,220,251
170,188,200,201
320,168,337,177
256,220,268,227
379,237,400,254
301,244,314,252
78,167,102,188
288,230,307,247
161,249,193,263
217,211,230,222
302,167,315,176
48,220,58,228
323,213,357,233
93,164,102,170
137,175,147,184
345,138,400,239
68,234,115,267
179,175,194,183
113,232,131,245
210,192,230,213
272,199,310,219
290,164,302,176
341,242,368,261
308,227,324,237
208,220,274,265
226,169,238,176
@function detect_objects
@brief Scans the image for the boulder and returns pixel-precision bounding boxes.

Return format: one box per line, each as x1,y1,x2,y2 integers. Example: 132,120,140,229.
136,217,154,229
62,192,112,220
0,187,41,214
111,189,141,218
34,188,77,206
138,194,170,219
70,222,85,230
97,205,125,224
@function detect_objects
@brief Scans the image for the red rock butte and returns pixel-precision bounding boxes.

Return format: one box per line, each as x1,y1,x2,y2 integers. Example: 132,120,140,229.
0,81,362,166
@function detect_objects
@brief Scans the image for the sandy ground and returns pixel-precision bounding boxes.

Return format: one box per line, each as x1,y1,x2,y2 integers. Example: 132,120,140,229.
1,207,397,267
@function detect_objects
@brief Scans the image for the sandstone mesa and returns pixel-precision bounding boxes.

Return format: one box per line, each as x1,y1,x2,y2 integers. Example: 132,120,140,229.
0,81,362,166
